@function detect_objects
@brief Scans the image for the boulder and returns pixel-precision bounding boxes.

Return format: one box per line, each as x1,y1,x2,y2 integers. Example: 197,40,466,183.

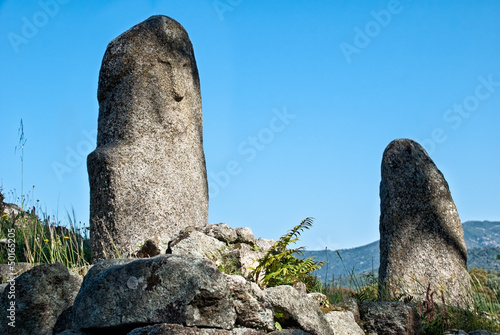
235,227,257,244
264,285,334,335
226,274,275,331
325,310,364,335
0,262,82,335
204,223,238,243
127,323,266,334
167,225,265,277
269,330,311,334
88,15,208,262
256,238,275,252
72,255,236,332
167,228,226,258
232,243,266,277
307,292,328,307
379,139,472,308
335,297,361,324
359,301,423,335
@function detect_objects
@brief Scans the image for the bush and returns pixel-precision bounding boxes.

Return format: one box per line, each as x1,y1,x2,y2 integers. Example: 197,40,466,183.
249,217,324,291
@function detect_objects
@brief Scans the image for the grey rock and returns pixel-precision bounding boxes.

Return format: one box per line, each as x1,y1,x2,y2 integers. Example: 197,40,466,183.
359,301,423,335
379,139,472,308
325,310,364,335
0,263,82,335
292,281,307,295
128,324,265,334
335,297,360,324
264,285,334,335
55,330,93,335
72,255,236,332
88,15,208,262
233,243,265,277
168,229,226,258
53,306,74,334
1,202,23,217
204,223,238,243
269,330,311,335
469,331,500,335
235,227,257,244
226,274,275,331
307,292,328,307
256,238,275,252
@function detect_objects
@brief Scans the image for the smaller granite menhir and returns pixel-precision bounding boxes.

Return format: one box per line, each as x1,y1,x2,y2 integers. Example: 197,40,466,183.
379,139,472,308
87,15,208,262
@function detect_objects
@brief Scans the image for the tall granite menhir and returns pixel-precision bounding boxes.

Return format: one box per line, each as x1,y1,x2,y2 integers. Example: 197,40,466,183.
379,139,472,308
88,16,208,262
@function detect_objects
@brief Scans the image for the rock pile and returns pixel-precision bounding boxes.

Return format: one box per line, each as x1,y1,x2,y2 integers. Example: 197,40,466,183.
0,222,381,335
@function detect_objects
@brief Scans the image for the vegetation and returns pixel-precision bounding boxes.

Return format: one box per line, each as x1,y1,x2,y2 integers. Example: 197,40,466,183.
312,251,500,334
249,217,324,291
0,189,91,278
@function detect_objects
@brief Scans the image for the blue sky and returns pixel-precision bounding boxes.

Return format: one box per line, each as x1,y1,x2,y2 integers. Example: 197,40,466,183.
1,0,499,250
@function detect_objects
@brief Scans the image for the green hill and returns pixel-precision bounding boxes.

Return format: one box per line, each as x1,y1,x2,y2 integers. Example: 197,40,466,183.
303,220,500,282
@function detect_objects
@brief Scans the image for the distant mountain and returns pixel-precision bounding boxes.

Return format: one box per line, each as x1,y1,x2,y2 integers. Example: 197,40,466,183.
303,221,500,282
462,220,500,249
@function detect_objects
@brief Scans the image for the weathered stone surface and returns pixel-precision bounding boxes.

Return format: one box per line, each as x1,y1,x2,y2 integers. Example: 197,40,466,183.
167,224,265,277
1,202,22,217
127,324,266,335
234,243,265,277
379,139,472,308
204,223,238,243
235,227,257,244
256,238,275,252
226,274,275,331
88,15,208,262
56,330,92,335
325,310,364,335
264,285,334,335
307,292,328,307
335,297,360,324
53,307,74,334
72,255,236,332
359,301,422,335
168,229,226,258
0,263,82,335
269,330,311,334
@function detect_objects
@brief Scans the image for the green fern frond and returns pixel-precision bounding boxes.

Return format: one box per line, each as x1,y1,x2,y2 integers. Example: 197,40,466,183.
248,217,323,291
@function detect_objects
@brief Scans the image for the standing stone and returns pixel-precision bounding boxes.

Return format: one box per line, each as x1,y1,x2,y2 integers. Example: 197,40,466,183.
379,139,472,308
87,15,208,262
